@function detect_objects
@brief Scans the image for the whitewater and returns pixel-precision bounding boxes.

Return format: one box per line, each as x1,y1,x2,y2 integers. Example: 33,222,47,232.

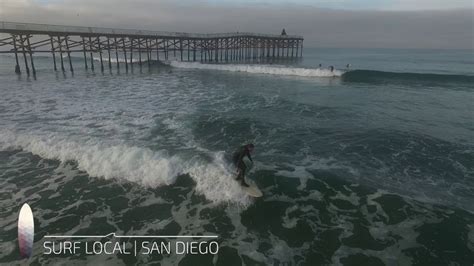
168,61,344,77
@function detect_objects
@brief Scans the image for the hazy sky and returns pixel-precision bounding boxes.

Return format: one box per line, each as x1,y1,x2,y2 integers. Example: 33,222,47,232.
1,0,473,49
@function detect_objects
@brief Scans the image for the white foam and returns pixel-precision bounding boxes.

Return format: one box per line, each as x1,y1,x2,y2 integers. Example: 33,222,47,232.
168,61,344,77
282,205,299,229
0,130,251,206
187,151,251,206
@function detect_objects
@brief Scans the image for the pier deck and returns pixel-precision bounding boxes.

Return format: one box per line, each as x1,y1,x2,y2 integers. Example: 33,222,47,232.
0,21,304,75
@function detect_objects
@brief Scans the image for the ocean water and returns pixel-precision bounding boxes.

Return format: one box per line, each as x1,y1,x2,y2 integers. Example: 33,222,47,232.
0,48,473,265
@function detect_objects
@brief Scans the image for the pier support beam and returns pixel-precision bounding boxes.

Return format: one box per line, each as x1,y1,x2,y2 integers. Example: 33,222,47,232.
187,40,190,61
295,40,299,58
107,37,112,70
200,40,203,62
122,38,128,71
50,36,57,71
129,38,133,68
138,38,142,66
215,39,218,62
173,39,177,58
18,35,30,75
156,38,160,61
88,36,94,71
272,40,275,58
291,40,294,58
146,38,151,67
277,40,280,58
193,40,196,61
300,41,303,57
26,36,36,76
145,38,150,67
82,37,88,70
65,36,73,72
147,39,151,63
12,35,21,74
98,37,104,72
58,36,65,71
164,39,168,60
266,39,270,58
180,39,183,61
114,37,119,70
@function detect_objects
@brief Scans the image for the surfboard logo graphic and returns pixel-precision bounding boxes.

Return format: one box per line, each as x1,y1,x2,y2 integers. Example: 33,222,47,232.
18,203,34,258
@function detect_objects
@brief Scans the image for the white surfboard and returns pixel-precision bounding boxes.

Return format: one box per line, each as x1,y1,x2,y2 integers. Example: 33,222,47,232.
242,178,263,197
241,157,263,197
18,203,34,258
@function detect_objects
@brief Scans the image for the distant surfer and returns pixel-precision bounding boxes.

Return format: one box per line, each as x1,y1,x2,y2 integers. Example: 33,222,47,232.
329,66,334,72
232,143,255,187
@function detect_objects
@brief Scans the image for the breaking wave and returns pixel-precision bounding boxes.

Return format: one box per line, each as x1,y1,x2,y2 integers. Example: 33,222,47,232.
168,61,344,77
0,130,252,206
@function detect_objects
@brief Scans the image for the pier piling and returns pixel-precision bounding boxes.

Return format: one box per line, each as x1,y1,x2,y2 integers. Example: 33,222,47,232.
114,37,119,70
25,36,36,76
138,38,142,66
129,38,133,69
57,36,65,72
156,38,160,61
65,37,73,72
19,35,30,75
12,35,21,74
50,36,57,71
122,38,128,72
98,37,104,72
180,39,183,61
146,39,151,67
88,36,94,71
82,37,88,70
107,38,112,70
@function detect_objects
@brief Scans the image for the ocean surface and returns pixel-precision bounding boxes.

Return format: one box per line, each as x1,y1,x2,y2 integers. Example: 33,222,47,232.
0,47,473,265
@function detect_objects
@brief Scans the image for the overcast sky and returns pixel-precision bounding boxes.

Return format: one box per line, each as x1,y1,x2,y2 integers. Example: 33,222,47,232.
1,0,473,49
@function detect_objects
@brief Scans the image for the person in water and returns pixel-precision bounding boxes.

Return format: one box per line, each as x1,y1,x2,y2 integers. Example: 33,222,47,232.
232,143,254,187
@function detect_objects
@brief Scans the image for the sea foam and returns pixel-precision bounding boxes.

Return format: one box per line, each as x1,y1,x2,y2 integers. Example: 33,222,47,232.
168,61,344,77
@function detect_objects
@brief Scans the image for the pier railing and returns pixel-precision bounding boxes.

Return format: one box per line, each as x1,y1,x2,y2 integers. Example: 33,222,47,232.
0,21,304,75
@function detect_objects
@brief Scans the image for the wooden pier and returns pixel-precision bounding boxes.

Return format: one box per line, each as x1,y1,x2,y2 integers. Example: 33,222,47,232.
0,21,304,75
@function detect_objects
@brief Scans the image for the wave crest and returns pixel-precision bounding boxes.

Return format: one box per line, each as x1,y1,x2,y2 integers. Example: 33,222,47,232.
168,61,344,77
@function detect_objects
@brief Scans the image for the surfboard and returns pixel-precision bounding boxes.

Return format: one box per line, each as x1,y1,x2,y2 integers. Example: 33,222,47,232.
18,203,34,258
241,157,263,197
242,179,263,197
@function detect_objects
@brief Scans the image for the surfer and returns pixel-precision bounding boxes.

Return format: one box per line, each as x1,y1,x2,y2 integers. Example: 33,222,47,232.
232,143,254,187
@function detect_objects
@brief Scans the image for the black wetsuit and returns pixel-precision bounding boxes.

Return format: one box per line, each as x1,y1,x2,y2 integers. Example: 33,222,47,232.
232,145,252,182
